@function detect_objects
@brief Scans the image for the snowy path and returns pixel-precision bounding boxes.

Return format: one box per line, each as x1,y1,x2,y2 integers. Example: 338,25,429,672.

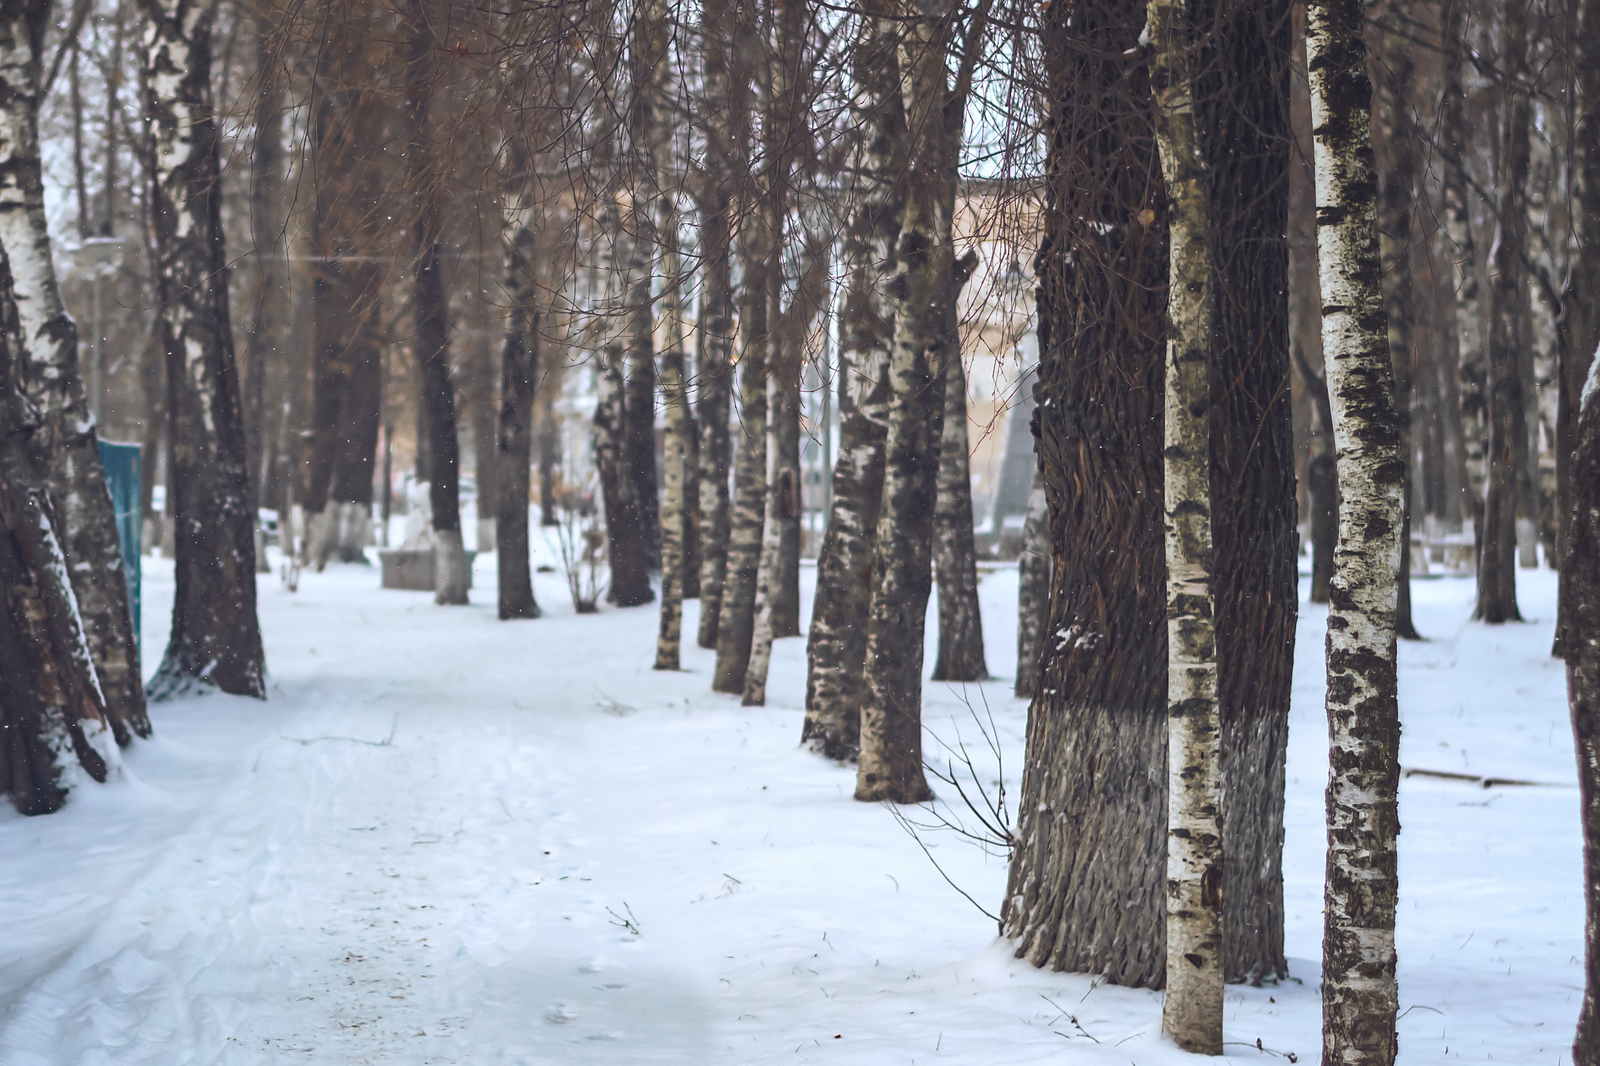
0,544,1584,1065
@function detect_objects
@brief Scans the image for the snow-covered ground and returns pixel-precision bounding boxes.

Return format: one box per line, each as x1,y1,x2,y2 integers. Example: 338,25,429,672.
0,538,1582,1065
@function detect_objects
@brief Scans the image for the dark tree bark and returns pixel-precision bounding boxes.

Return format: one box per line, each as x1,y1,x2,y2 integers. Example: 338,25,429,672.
142,0,266,699
1565,351,1600,1066
1000,0,1168,985
244,12,284,531
537,389,560,527
931,286,987,683
694,197,734,648
1558,0,1600,657
1003,0,1291,988
1298,347,1338,604
1440,0,1486,560
769,318,803,640
694,0,754,647
1198,0,1295,984
496,215,539,620
1477,3,1528,625
1013,463,1048,698
0,0,148,738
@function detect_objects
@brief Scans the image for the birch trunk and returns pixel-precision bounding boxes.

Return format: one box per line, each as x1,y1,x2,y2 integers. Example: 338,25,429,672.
742,369,787,705
1564,344,1600,1066
711,210,770,693
1150,0,1221,1044
692,0,749,648
0,0,147,738
1440,1,1485,543
142,0,266,698
802,3,901,757
0,263,118,814
931,311,988,683
1001,0,1168,983
694,195,734,648
854,0,955,805
1013,465,1048,698
1306,0,1404,1060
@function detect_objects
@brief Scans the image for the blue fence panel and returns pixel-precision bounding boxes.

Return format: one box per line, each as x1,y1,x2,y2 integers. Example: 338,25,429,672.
96,439,142,639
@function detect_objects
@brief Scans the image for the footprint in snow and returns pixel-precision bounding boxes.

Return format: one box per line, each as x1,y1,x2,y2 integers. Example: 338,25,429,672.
546,1002,580,1024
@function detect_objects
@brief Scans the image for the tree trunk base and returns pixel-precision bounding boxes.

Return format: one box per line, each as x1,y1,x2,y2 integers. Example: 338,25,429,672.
434,528,470,605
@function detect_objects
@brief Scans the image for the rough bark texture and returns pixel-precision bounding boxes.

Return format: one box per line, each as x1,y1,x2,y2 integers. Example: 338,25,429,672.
1307,0,1405,1061
1565,347,1600,1066
854,0,958,805
0,243,118,814
1000,0,1168,984
1013,464,1048,698
1004,0,1291,989
496,210,539,620
405,5,467,606
801,2,901,759
245,14,283,543
711,210,769,694
1476,5,1528,625
1151,0,1222,1044
0,0,147,739
143,0,266,699
691,0,749,649
1557,0,1600,657
931,342,988,683
1200,0,1295,986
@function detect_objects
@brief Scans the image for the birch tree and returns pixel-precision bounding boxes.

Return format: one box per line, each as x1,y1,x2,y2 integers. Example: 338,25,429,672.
0,0,147,738
801,0,901,759
692,0,751,650
0,247,119,814
1307,0,1405,1060
1150,0,1221,1044
142,0,266,697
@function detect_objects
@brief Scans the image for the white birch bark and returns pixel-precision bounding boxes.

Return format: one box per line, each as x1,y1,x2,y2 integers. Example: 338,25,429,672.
0,1,147,741
1150,0,1221,1049
1307,1,1405,1062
